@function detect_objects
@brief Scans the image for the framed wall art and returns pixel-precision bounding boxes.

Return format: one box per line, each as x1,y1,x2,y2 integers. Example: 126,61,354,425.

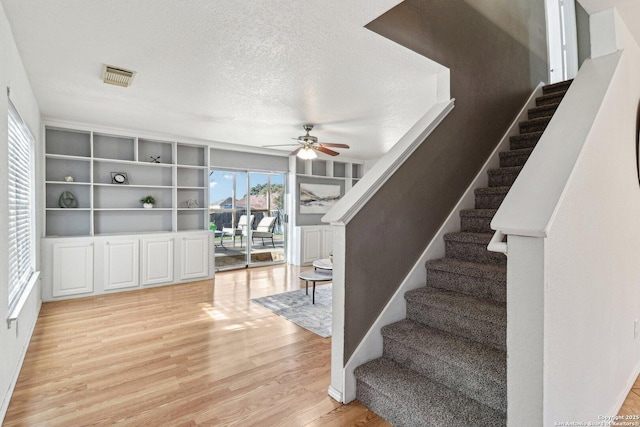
299,183,340,214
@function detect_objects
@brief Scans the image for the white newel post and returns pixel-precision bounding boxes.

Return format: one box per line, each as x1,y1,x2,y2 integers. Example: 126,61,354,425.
328,223,346,402
506,235,545,427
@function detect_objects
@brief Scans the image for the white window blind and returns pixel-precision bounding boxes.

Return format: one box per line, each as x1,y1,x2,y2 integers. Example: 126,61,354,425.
8,100,35,314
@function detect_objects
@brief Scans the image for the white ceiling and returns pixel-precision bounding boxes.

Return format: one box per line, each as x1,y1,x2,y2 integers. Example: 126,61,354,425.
1,0,444,160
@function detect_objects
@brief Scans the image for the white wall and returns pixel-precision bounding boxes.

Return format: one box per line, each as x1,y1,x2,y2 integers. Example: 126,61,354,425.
0,2,42,422
543,10,640,422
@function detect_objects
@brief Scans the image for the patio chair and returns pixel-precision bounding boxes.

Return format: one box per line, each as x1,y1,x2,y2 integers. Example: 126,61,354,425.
222,214,253,247
251,216,276,248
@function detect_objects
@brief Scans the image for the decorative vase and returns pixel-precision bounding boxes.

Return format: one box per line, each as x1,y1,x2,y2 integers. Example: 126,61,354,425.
58,191,77,208
143,203,153,209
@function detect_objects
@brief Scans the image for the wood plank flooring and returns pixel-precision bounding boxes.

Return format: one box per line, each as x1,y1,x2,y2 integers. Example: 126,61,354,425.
619,375,640,418
4,264,389,426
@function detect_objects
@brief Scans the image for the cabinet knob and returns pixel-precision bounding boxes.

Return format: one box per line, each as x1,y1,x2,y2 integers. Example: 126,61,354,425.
106,241,110,245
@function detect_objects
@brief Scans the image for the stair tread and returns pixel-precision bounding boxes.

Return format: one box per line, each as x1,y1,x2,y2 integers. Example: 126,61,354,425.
382,319,506,383
520,115,552,125
356,358,506,425
444,232,493,244
510,131,543,142
488,165,522,175
529,102,560,113
475,186,510,195
500,147,533,158
426,257,505,281
405,287,506,325
542,79,573,94
459,208,497,218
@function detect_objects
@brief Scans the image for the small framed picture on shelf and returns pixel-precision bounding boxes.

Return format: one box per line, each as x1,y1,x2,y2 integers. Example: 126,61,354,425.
110,172,128,185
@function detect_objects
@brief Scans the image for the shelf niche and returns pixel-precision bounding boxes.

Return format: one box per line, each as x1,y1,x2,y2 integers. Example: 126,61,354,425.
46,128,91,158
93,133,135,161
139,139,173,165
177,145,205,166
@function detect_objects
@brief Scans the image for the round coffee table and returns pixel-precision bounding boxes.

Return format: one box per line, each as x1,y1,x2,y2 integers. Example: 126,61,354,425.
312,258,333,271
298,269,332,304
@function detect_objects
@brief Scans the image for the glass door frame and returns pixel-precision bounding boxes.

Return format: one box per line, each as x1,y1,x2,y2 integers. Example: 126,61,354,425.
209,168,287,271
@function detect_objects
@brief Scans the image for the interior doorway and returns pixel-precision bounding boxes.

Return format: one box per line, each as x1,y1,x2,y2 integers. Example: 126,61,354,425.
545,0,579,83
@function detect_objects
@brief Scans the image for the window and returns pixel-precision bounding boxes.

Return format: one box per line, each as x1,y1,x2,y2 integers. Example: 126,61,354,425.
8,100,35,314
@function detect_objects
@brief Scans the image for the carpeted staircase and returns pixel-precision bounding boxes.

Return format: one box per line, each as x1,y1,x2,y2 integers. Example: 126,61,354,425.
354,80,572,426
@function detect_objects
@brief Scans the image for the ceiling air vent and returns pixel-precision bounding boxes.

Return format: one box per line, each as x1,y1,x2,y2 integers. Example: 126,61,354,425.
102,65,136,87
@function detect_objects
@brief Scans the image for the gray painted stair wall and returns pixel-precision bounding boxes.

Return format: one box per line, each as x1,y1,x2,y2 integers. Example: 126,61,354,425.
354,79,572,426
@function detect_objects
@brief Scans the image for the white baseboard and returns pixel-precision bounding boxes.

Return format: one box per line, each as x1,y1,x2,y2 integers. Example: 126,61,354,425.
611,360,640,417
328,385,343,403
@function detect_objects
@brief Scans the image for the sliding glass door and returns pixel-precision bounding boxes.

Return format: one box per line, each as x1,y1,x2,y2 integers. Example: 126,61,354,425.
247,172,285,266
209,169,286,270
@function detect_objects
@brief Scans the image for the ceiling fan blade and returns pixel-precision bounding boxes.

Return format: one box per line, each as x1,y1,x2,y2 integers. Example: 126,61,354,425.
319,143,350,149
316,146,340,156
262,143,301,147
290,147,303,156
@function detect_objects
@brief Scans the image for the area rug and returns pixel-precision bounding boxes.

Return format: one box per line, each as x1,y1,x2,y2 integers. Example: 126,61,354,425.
251,284,332,338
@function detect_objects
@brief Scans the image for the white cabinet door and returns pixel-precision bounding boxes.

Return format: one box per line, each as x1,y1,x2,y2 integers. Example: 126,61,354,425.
181,234,209,280
302,227,322,264
141,237,174,286
52,241,94,297
104,239,139,290
322,228,333,259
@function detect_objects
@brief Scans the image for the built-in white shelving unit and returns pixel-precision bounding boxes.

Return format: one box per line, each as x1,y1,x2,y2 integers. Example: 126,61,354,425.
44,127,210,237
42,126,214,302
287,156,364,265
293,157,363,191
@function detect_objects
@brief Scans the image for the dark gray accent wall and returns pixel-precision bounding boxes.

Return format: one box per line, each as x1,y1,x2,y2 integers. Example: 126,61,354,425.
342,0,548,362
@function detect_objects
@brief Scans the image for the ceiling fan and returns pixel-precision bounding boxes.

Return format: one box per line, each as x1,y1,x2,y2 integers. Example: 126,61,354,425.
263,125,350,159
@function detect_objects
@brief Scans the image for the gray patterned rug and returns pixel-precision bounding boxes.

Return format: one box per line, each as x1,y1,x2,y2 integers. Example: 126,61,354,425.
251,284,332,338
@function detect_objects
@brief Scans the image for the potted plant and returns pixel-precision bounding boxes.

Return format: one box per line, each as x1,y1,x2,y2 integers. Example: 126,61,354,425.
140,195,156,209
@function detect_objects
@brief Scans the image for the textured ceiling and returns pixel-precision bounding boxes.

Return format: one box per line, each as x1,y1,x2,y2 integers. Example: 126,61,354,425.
1,0,445,160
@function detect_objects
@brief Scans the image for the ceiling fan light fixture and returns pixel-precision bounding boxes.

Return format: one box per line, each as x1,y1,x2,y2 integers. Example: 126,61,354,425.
297,146,317,160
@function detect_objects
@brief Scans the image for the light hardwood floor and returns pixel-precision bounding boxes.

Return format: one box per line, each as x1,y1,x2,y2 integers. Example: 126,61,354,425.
619,375,640,417
4,264,389,426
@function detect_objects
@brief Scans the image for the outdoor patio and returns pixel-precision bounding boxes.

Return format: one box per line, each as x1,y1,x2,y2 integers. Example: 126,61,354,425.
214,233,285,268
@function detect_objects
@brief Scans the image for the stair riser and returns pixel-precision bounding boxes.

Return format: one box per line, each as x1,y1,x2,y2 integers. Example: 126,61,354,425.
356,381,425,426
510,133,542,150
519,121,549,134
406,303,506,351
488,171,518,188
445,240,506,265
475,192,508,209
499,153,530,168
460,216,493,233
356,380,408,426
543,82,571,95
426,269,506,303
528,106,558,120
383,338,506,413
536,94,564,106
